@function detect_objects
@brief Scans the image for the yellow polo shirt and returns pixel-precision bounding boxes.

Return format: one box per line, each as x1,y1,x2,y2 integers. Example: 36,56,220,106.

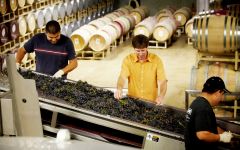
120,53,166,102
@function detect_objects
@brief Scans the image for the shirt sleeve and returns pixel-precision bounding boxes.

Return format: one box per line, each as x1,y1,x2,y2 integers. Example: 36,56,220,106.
156,58,166,81
66,38,76,60
23,35,36,53
194,108,212,132
120,57,130,78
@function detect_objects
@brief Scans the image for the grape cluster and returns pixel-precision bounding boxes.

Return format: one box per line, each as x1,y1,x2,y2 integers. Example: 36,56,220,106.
20,71,186,135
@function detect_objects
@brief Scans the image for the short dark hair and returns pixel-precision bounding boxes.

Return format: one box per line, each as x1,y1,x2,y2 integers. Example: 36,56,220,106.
45,20,61,34
132,34,149,49
202,76,230,94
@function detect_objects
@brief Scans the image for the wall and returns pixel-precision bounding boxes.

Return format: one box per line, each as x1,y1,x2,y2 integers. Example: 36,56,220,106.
114,0,195,15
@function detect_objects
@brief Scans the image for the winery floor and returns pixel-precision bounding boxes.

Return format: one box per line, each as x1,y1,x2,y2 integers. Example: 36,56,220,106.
68,35,198,109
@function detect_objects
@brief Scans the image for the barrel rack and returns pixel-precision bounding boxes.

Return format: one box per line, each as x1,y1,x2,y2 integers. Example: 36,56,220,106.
195,51,240,71
148,39,172,49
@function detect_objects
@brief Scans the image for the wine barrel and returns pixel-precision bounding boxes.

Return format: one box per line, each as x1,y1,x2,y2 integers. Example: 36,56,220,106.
227,4,240,18
155,8,175,22
133,16,157,38
66,24,73,37
123,15,136,30
190,62,240,101
89,19,107,30
114,16,131,35
104,13,119,21
10,20,19,40
99,17,112,24
43,8,52,24
71,0,78,14
78,0,83,10
192,15,240,53
185,17,194,38
108,22,122,38
35,10,45,29
153,18,177,42
18,16,27,36
26,0,34,5
130,6,150,24
26,12,36,32
18,0,26,8
174,7,192,26
50,5,59,21
65,1,73,16
116,5,132,15
89,25,118,51
0,0,7,14
58,3,66,19
0,24,9,44
70,25,97,52
61,25,67,36
9,0,18,12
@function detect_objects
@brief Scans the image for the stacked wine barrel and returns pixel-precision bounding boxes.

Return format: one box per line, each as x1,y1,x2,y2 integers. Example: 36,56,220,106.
71,5,149,52
188,1,240,106
153,8,179,42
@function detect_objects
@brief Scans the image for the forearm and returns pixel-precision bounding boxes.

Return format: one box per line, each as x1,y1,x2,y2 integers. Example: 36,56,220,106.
16,47,27,63
196,131,220,142
62,58,78,74
117,76,126,90
158,79,167,98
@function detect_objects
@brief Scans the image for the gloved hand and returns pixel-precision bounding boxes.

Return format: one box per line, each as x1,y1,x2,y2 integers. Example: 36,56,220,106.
53,70,64,78
114,89,122,100
219,131,233,143
56,129,71,142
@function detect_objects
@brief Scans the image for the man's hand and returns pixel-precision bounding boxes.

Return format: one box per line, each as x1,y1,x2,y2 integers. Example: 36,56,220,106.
219,131,233,143
114,89,123,100
53,70,64,78
155,96,164,105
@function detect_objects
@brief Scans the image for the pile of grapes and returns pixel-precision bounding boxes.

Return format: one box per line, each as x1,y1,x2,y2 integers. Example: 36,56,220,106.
21,71,186,135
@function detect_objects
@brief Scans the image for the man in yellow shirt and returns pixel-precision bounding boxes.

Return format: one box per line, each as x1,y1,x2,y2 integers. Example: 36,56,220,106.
114,35,167,105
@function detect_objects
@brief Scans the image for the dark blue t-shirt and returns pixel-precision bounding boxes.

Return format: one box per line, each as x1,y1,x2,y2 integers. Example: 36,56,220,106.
24,33,76,77
185,97,218,150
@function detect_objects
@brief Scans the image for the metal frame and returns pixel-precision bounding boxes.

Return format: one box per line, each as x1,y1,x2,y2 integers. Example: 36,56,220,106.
38,97,185,150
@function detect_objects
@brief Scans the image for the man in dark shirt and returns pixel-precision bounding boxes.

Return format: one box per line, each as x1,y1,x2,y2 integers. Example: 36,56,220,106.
16,20,78,79
185,76,233,150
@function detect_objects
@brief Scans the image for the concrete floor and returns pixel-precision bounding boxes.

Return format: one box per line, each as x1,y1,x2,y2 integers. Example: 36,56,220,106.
68,35,198,109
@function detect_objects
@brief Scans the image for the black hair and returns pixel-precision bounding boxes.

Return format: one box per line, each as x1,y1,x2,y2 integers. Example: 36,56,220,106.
45,20,61,34
132,34,149,49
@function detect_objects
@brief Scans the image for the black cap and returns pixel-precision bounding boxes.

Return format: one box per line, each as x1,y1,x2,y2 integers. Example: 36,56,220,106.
202,76,230,94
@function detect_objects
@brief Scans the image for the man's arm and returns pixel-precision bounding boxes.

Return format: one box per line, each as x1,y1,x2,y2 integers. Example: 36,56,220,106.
114,76,126,100
197,130,232,143
156,79,167,105
16,47,27,63
61,58,78,74
196,131,220,142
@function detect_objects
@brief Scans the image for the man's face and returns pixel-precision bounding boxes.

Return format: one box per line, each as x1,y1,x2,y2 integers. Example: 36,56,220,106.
134,48,148,61
213,90,225,106
46,32,60,44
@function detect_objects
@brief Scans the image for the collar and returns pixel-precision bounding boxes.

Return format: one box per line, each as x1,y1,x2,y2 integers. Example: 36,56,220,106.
132,52,153,63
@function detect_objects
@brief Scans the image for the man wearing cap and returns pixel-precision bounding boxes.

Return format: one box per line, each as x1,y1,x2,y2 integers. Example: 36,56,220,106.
184,76,233,150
